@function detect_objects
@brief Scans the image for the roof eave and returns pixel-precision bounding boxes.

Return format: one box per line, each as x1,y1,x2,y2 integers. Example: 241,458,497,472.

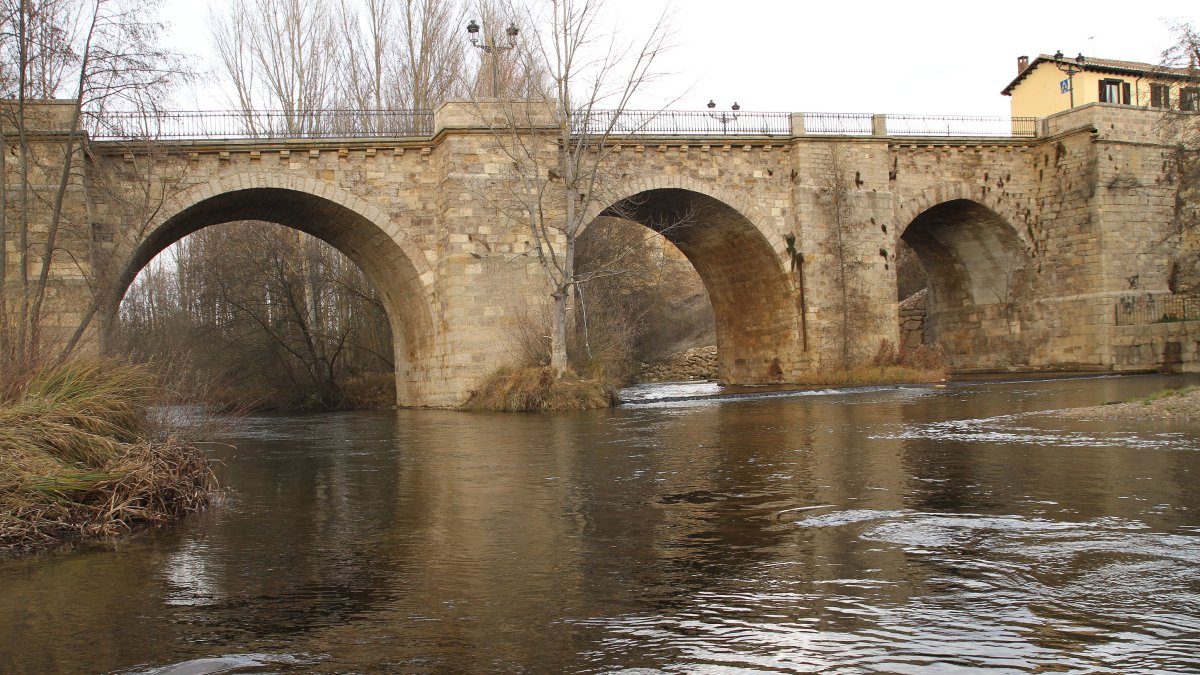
1002,56,1194,96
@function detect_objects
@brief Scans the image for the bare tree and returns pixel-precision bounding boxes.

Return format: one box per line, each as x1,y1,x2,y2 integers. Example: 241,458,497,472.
1160,21,1200,154
333,0,470,130
573,217,713,378
395,0,470,109
207,0,359,403
118,222,394,409
985,255,1034,366
0,0,186,375
212,0,340,134
1159,22,1200,295
819,146,872,371
476,0,673,375
467,0,547,99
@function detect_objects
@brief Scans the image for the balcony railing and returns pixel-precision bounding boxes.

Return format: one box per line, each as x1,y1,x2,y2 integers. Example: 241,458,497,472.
87,108,1039,141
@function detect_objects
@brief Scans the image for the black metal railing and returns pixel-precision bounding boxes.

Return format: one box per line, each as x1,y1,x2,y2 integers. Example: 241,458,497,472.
802,112,874,135
573,109,792,136
88,108,1039,141
886,114,1038,138
1114,294,1200,325
90,109,435,141
799,113,1038,137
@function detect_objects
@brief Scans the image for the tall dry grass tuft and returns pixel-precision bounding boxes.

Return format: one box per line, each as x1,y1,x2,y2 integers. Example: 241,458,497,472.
3,360,152,466
1,358,216,554
782,339,948,388
465,366,620,412
871,338,948,373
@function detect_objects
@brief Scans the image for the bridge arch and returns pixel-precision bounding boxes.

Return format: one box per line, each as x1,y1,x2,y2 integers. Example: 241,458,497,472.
899,197,1034,366
103,174,438,406
895,182,1033,252
592,182,803,383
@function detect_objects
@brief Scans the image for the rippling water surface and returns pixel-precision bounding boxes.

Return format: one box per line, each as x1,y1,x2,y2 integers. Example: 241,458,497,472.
2,374,1199,673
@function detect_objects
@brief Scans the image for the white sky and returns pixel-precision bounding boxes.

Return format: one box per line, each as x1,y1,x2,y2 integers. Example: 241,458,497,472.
161,0,1198,117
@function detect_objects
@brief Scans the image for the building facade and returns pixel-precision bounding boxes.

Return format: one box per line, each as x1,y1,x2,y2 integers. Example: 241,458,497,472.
1003,53,1198,118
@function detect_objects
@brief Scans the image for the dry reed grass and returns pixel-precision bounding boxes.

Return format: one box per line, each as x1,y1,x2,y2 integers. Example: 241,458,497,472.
788,339,948,387
1,359,216,554
465,366,620,412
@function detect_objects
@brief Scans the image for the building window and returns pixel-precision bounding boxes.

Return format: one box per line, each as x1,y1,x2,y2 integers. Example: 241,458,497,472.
1183,88,1200,112
1099,78,1131,104
1151,83,1171,108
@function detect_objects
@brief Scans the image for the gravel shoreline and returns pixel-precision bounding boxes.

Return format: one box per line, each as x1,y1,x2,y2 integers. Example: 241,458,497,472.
1044,387,1200,421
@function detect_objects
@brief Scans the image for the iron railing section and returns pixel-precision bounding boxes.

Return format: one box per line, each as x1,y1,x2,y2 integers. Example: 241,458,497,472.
886,114,1038,138
90,109,435,141
574,109,791,136
88,108,1039,141
1114,294,1200,326
802,112,874,135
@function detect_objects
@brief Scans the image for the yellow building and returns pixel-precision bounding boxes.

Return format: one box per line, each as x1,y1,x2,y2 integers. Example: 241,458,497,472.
1002,53,1198,118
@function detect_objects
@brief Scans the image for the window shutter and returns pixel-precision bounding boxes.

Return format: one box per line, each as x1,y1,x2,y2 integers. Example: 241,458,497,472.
1122,82,1131,105
1099,80,1106,102
1151,84,1168,108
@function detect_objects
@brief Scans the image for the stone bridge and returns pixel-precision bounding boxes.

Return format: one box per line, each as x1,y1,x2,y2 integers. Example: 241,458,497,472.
16,101,1194,406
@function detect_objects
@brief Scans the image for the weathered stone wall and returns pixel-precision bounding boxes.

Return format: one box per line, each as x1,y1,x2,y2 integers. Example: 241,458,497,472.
892,104,1193,372
636,346,718,383
0,107,97,354
898,289,927,352
1036,104,1184,370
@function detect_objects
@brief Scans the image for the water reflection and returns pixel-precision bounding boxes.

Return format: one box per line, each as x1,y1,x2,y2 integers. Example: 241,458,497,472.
0,375,1197,673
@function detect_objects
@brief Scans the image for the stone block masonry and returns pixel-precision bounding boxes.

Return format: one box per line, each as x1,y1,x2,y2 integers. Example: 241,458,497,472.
8,100,1191,406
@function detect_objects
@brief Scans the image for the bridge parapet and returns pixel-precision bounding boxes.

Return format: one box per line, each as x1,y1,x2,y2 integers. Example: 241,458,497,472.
1040,101,1179,143
1,98,78,134
83,101,1039,143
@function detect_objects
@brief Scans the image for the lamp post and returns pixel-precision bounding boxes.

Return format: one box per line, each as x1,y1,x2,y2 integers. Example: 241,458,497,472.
706,100,740,131
467,19,519,98
1052,50,1086,109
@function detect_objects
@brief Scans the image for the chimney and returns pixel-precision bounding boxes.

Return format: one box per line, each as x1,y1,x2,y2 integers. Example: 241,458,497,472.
1017,55,1030,74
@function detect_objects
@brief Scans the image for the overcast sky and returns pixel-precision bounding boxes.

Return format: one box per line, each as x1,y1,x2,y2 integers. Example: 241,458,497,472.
161,0,1197,117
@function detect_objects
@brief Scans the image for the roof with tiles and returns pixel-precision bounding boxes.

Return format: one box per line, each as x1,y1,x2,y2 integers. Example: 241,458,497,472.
1002,54,1196,96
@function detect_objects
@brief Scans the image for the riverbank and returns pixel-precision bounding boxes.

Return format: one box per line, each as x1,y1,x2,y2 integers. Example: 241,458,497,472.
1045,385,1200,421
0,360,215,555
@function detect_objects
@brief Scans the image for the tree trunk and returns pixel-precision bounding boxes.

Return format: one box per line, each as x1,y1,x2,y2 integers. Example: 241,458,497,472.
16,5,31,362
550,287,569,373
1,120,9,363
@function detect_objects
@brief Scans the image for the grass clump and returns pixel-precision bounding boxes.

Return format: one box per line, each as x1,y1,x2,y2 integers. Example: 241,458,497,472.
789,340,948,388
1,359,216,554
1139,385,1198,404
465,366,620,412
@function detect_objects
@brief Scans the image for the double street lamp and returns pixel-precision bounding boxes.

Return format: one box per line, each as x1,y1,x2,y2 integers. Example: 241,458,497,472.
467,19,519,98
1052,50,1087,108
707,100,740,130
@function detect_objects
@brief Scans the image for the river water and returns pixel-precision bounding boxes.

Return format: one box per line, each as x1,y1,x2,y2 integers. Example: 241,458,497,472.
2,375,1199,673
